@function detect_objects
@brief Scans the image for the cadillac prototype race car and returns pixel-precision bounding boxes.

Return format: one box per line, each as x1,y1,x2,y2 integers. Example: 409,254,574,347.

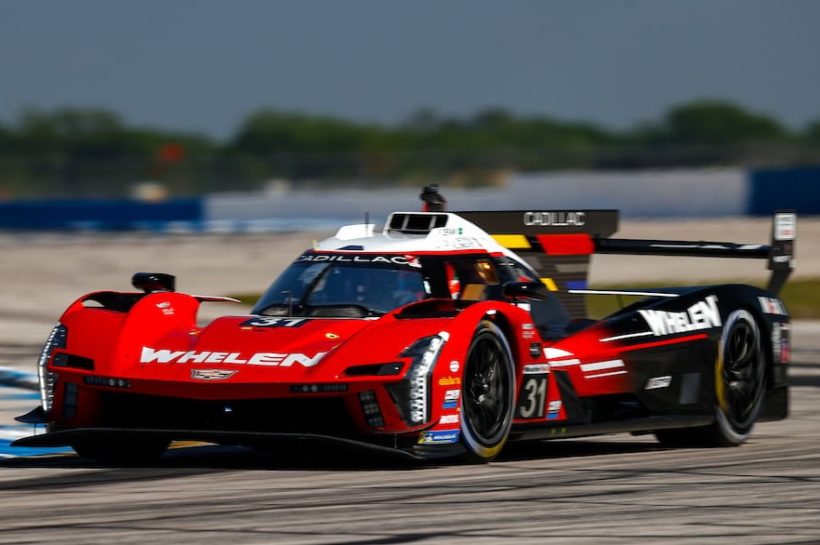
15,189,795,462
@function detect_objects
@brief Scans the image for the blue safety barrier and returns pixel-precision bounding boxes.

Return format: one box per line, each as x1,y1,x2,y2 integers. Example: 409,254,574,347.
0,199,203,231
748,166,820,215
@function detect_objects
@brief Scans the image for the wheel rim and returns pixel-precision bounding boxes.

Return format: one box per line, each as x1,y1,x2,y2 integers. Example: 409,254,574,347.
463,334,512,446
721,314,764,431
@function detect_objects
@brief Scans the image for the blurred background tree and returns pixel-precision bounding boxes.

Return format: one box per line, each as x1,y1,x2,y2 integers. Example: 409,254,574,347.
1,100,818,199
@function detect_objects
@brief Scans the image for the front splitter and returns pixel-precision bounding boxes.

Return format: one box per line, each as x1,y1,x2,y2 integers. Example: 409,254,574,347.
12,427,462,461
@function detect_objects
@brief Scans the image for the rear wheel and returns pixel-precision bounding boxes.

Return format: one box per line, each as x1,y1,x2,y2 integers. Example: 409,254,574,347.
656,309,766,447
460,321,516,461
71,437,170,464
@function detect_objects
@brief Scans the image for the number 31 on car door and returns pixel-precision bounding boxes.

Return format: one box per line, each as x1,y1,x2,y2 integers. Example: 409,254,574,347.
517,365,549,419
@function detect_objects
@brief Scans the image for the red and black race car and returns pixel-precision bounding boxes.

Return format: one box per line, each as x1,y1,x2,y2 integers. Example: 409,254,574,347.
15,189,795,462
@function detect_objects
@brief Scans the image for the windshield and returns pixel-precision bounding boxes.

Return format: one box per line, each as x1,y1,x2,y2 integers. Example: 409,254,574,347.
252,254,428,317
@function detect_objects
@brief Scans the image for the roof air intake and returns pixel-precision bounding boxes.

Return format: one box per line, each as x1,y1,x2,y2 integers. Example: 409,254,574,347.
387,213,449,234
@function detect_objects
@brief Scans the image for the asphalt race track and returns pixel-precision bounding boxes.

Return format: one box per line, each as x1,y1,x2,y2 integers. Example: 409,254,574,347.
0,323,818,544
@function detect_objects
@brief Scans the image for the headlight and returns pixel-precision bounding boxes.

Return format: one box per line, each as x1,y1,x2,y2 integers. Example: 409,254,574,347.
37,324,67,412
400,331,449,425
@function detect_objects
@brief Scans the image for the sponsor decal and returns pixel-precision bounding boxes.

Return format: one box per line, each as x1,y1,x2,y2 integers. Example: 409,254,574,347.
449,360,460,373
547,400,562,420
443,389,460,409
439,227,464,237
523,364,550,374
191,369,238,381
645,375,673,390
452,237,482,249
781,328,791,364
325,332,340,339
156,301,175,316
418,430,460,445
438,376,461,386
444,389,460,401
774,213,796,241
241,317,307,328
758,297,788,316
772,323,791,364
140,346,326,367
771,323,781,362
638,295,721,336
439,414,459,424
297,254,410,265
523,211,586,227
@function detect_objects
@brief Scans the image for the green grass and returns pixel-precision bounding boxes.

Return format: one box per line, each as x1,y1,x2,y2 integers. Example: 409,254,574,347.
227,277,820,320
778,279,820,319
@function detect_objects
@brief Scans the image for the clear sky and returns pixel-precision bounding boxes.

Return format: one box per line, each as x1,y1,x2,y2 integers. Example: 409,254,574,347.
2,0,819,139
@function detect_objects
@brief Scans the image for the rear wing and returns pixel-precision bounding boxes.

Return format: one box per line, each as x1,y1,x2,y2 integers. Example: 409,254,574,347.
456,209,796,319
595,211,796,294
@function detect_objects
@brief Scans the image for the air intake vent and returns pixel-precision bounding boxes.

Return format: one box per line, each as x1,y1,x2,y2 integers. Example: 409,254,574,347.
52,353,95,370
388,213,448,234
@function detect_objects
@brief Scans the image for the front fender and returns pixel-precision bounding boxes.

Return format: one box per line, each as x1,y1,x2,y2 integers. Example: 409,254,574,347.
58,291,201,376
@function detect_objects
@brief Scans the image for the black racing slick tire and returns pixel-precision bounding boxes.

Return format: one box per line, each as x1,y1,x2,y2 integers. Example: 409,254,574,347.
460,321,516,461
71,437,170,464
655,309,766,447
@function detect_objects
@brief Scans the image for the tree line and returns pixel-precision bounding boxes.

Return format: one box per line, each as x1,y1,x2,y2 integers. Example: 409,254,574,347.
1,100,819,198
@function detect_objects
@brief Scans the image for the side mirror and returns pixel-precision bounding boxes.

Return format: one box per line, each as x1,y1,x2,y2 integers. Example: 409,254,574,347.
502,281,549,301
132,272,176,293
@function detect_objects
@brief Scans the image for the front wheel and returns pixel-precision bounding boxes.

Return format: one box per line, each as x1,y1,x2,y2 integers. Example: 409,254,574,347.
460,321,516,461
656,309,766,447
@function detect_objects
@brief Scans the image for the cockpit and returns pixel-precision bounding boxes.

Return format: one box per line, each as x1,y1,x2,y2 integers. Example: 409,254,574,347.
252,251,570,337
252,253,427,317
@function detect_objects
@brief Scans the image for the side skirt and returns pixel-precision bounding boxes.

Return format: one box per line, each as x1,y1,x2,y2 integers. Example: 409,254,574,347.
511,414,713,442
